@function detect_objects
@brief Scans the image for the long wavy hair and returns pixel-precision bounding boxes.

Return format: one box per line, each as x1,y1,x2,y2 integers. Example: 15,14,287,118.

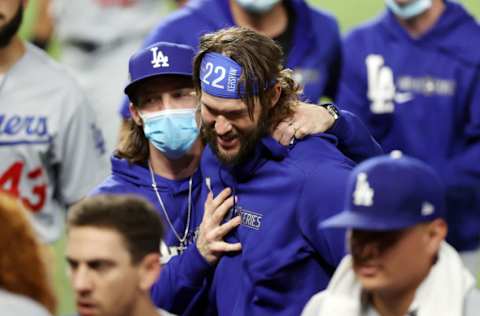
117,119,150,164
0,193,56,314
193,27,301,132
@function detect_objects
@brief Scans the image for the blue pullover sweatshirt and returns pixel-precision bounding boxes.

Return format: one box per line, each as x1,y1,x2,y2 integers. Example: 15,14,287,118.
119,0,341,119
151,135,354,315
336,1,480,251
90,157,214,313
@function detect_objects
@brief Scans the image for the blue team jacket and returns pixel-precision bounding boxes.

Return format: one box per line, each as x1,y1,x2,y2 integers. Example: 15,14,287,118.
120,0,341,118
152,135,354,315
336,1,480,250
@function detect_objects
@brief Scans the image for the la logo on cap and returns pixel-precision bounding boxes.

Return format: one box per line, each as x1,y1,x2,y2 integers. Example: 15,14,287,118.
421,202,434,216
150,47,169,68
353,172,374,207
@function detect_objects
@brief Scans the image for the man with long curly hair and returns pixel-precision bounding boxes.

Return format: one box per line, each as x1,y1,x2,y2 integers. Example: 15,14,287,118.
152,27,356,316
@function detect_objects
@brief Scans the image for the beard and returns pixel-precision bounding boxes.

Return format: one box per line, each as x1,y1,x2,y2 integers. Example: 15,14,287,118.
0,4,23,48
201,109,269,167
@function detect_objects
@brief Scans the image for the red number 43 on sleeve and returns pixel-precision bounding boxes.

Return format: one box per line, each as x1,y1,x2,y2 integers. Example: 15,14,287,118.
0,161,47,213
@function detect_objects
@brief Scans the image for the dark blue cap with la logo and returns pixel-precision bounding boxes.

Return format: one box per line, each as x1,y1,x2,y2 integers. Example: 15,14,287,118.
124,42,195,98
321,151,446,231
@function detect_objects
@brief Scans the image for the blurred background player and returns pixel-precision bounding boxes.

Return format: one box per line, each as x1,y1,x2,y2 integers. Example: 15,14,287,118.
336,0,480,273
33,0,176,157
0,0,107,244
303,153,480,316
0,193,55,316
66,195,174,316
118,0,342,124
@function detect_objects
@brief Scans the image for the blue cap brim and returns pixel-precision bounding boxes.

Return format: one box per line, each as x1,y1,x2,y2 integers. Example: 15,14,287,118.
320,210,422,231
124,72,193,98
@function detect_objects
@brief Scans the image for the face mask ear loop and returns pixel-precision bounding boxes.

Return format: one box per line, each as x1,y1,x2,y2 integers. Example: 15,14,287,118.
195,104,203,130
138,111,146,123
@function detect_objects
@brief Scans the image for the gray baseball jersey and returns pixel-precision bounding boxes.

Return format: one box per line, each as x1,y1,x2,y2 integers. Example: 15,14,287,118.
0,289,52,316
0,43,107,243
53,0,171,45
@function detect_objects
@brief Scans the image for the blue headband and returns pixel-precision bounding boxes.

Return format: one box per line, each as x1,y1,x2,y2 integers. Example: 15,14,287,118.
200,52,249,99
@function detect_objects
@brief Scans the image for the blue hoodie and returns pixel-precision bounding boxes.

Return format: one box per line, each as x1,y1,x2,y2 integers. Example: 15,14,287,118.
91,157,215,313
336,1,480,251
182,135,354,316
119,0,341,118
93,111,382,314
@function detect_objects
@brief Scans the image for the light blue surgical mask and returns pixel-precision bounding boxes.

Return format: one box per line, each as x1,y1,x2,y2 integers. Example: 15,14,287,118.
236,0,281,14
385,0,432,19
141,108,199,160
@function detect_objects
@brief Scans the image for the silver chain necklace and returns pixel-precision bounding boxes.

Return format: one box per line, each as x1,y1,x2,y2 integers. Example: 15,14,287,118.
148,161,192,253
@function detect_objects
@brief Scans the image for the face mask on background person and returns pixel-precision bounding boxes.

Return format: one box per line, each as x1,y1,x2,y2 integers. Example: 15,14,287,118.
236,0,281,14
385,0,432,19
141,108,199,159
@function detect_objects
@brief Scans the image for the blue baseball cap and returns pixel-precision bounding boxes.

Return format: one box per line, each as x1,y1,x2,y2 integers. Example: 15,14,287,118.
124,42,195,98
321,151,446,231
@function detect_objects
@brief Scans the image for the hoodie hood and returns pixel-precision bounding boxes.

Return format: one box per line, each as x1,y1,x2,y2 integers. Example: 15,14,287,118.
110,155,202,194
182,0,234,30
182,0,318,67
382,0,480,67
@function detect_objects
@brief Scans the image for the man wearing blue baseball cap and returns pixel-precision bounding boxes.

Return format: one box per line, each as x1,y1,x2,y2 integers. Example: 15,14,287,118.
302,152,480,316
91,42,220,314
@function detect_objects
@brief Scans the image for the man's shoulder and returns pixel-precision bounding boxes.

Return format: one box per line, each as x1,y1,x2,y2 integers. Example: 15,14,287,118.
90,158,145,196
289,134,355,171
299,0,338,31
90,175,130,196
287,134,354,197
343,14,385,47
441,6,480,67
146,0,227,47
10,43,87,110
464,286,480,316
301,291,327,316
0,290,51,316
21,44,81,89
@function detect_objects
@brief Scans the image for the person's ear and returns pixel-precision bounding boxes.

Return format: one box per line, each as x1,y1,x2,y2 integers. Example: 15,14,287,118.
425,218,447,255
269,83,282,109
138,253,161,291
129,104,143,126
